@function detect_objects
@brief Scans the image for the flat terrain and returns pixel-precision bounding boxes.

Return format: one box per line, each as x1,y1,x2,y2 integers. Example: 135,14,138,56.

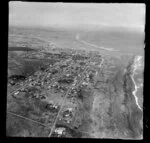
7,26,144,139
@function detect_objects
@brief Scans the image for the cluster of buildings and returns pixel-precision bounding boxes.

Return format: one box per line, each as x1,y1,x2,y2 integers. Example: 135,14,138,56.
8,48,103,137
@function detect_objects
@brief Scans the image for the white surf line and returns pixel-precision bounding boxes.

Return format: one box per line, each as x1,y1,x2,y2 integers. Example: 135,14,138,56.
131,75,142,111
130,56,143,111
76,34,119,52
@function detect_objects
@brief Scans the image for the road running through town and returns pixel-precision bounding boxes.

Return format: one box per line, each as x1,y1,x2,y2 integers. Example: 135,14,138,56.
48,58,97,137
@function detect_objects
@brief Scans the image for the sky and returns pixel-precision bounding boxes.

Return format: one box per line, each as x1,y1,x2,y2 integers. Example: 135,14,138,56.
9,2,145,32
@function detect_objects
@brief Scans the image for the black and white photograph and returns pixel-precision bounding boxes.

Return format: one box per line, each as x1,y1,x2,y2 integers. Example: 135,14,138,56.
7,2,145,139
